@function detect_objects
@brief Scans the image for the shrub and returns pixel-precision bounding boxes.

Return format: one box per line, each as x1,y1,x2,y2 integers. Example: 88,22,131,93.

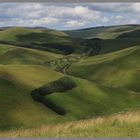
31,77,77,115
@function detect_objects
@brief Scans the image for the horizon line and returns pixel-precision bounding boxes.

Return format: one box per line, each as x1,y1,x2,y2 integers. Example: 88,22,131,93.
0,23,140,31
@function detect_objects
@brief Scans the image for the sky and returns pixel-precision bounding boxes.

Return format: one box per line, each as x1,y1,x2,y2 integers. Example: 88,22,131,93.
0,3,140,30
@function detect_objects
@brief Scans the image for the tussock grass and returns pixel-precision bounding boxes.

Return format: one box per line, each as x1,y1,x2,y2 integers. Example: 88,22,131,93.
0,110,139,137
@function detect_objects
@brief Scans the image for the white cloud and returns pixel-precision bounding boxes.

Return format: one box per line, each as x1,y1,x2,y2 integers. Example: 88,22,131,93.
89,3,140,14
0,3,104,29
0,3,139,29
111,15,138,25
65,20,86,27
115,15,123,20
101,17,109,23
32,17,59,25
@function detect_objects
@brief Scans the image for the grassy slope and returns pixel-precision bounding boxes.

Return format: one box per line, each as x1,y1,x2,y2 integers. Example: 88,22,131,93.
83,37,140,55
0,26,140,136
65,25,140,56
0,64,64,130
0,110,140,137
0,44,62,65
64,24,140,39
0,44,64,129
1,64,140,130
0,27,69,43
45,77,140,119
0,27,85,54
68,45,140,93
0,45,140,129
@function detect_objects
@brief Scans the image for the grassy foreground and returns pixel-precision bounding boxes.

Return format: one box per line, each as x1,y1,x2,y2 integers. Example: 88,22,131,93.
0,110,139,137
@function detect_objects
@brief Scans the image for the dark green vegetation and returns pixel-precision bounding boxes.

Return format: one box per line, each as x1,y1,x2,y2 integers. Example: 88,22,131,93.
82,37,140,55
31,77,77,115
47,55,80,72
0,25,140,137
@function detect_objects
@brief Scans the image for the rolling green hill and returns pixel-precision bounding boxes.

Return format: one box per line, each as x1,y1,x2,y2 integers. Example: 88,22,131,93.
68,45,140,92
65,25,140,56
0,25,140,137
0,27,85,55
0,44,62,65
64,24,140,39
82,37,140,55
0,64,64,130
0,64,140,130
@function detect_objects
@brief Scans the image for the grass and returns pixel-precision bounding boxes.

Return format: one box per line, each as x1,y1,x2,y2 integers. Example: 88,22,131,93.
43,77,140,119
66,25,140,55
0,64,65,130
0,64,140,130
65,24,140,39
0,64,63,89
0,44,62,65
0,27,68,43
68,45,140,92
31,77,77,115
0,110,139,137
0,26,140,137
0,27,85,54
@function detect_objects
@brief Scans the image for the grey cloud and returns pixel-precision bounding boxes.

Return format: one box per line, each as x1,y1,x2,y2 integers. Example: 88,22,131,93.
0,3,139,30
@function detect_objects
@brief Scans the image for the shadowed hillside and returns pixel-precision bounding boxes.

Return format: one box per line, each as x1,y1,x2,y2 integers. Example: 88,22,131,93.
64,24,140,39
0,27,85,55
82,37,140,55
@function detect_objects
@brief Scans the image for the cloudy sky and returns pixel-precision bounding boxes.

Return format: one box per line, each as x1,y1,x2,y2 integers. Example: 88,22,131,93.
0,3,140,30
